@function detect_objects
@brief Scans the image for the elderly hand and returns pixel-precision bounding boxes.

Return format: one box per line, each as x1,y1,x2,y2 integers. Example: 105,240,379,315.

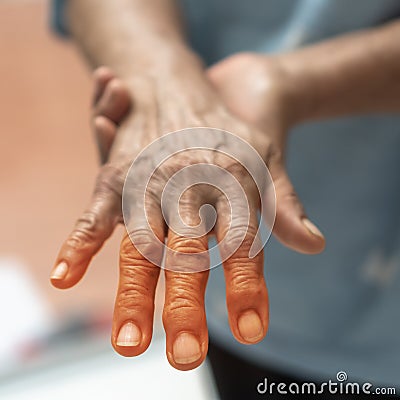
51,56,324,370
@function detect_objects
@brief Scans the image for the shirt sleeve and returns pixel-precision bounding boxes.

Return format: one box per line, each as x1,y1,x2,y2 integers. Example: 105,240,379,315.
51,0,69,37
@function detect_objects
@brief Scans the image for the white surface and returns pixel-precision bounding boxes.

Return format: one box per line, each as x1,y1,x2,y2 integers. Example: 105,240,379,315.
0,257,52,371
0,257,218,400
0,338,218,400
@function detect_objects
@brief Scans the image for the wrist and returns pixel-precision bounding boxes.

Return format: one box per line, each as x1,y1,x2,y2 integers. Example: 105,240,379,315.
121,48,222,117
274,53,317,126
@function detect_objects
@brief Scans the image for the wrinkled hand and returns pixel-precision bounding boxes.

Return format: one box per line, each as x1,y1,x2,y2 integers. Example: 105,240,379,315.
207,53,327,251
51,57,324,371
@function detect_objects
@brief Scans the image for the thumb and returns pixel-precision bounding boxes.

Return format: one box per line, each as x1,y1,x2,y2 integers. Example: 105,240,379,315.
268,160,325,254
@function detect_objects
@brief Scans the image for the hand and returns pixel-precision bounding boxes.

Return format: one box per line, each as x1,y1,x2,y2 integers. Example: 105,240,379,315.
207,53,325,252
94,56,326,253
50,59,324,371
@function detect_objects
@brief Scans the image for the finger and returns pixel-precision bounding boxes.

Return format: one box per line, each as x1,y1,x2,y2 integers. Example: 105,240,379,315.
269,160,325,254
162,204,210,370
93,78,131,124
215,194,269,345
112,198,165,356
50,165,123,289
92,66,115,105
112,227,162,357
93,115,118,164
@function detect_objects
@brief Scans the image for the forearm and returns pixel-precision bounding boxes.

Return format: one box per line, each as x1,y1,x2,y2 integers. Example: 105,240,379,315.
278,20,400,124
66,0,206,85
67,0,227,163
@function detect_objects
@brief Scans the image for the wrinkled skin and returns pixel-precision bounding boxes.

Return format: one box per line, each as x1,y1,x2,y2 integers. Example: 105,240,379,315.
51,53,325,370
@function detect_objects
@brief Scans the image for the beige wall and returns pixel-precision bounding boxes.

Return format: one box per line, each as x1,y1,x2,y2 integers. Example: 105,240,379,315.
0,0,124,317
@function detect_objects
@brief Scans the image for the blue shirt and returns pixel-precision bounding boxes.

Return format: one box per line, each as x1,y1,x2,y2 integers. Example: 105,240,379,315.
53,0,400,387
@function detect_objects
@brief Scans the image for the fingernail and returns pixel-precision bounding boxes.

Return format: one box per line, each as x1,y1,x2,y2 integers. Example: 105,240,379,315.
50,261,68,280
172,333,201,364
117,322,141,347
302,218,323,238
238,310,263,342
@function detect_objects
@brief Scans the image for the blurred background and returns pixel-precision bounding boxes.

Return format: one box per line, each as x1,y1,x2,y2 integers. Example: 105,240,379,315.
0,1,216,398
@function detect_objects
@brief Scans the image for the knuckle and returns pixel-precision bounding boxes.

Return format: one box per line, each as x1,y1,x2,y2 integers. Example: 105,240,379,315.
116,265,159,311
277,187,305,215
170,236,207,254
120,262,159,282
120,230,162,266
267,143,284,166
66,212,103,249
128,228,156,247
117,285,146,308
216,156,246,177
213,146,256,178
163,301,203,325
228,267,264,295
117,283,152,312
163,278,204,318
165,272,205,304
167,237,209,272
163,295,203,316
108,78,122,93
76,211,100,233
284,190,298,202
94,164,125,198
65,234,89,251
219,223,258,259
